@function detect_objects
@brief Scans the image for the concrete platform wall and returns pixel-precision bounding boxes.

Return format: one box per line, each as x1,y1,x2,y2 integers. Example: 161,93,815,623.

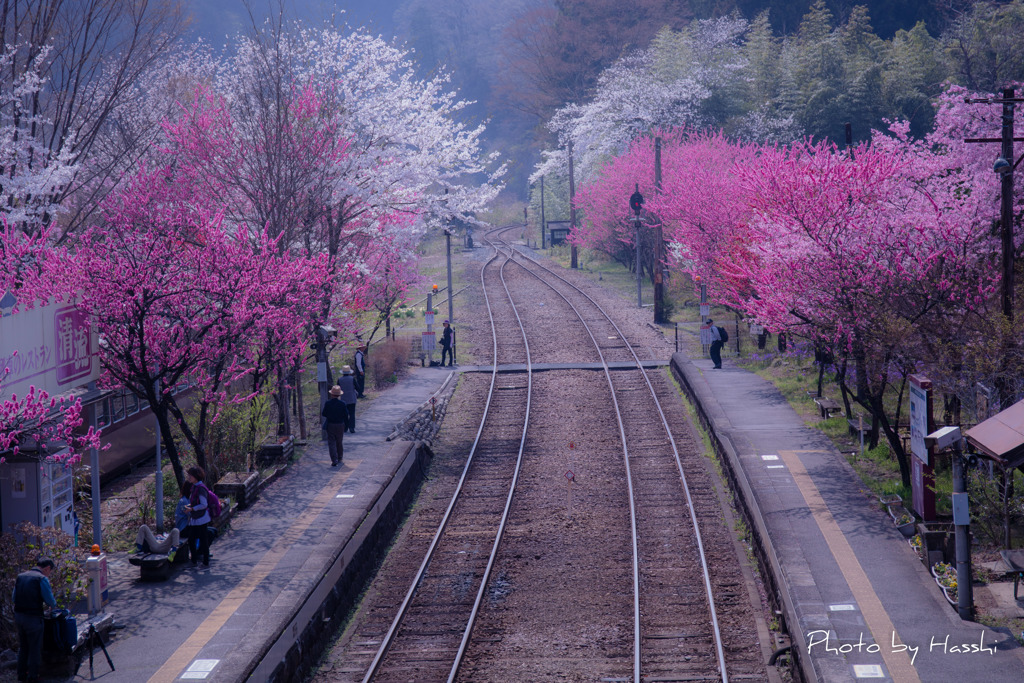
670,354,812,683
244,441,433,683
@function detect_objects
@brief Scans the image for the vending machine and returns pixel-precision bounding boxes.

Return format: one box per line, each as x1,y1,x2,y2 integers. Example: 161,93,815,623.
0,450,75,535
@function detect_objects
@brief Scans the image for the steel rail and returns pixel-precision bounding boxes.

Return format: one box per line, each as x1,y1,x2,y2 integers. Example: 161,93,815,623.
362,229,531,682
488,235,643,683
493,228,729,683
446,233,535,682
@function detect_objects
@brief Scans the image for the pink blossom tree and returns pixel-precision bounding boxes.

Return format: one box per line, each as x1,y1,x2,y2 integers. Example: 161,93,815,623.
721,135,999,485
0,367,101,463
45,153,326,486
359,214,424,345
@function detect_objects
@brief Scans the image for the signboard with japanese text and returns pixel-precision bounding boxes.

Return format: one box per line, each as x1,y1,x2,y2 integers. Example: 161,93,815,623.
0,300,100,398
910,379,929,465
908,374,936,520
421,330,436,351
699,323,713,346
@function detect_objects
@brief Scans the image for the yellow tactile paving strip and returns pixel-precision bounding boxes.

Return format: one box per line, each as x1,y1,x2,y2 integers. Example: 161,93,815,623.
779,449,921,683
147,462,359,683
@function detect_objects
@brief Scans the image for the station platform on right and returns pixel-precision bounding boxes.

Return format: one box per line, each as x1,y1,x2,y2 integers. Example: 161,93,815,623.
671,352,1024,682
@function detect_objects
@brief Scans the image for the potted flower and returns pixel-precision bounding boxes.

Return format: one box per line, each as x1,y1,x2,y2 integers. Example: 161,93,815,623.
932,562,957,605
887,505,917,538
908,534,923,559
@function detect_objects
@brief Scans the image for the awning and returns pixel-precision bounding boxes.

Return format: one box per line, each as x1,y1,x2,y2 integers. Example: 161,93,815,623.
966,398,1024,468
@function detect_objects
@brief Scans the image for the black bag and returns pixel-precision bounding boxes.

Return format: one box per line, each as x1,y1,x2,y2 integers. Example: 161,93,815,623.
44,609,77,654
717,326,729,343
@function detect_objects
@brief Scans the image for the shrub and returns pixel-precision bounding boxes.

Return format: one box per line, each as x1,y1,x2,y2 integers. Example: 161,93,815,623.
0,522,87,649
368,339,412,389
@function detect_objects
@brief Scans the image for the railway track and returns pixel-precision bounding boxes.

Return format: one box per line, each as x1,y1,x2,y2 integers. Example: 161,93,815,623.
481,228,730,681
316,226,766,682
361,244,535,682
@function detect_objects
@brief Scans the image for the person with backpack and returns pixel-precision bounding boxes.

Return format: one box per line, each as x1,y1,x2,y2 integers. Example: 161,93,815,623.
707,318,725,369
185,466,214,568
440,320,455,367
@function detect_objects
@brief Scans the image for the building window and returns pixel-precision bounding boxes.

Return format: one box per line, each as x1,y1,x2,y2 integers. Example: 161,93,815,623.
125,392,139,417
111,392,126,423
96,398,111,429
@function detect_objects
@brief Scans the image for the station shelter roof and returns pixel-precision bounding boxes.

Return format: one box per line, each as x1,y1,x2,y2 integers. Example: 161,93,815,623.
966,398,1024,469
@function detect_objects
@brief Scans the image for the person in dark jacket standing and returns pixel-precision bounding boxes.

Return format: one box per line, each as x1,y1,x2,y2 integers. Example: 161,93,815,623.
322,385,350,466
13,557,57,683
707,318,723,369
353,344,366,398
440,320,455,367
338,365,358,433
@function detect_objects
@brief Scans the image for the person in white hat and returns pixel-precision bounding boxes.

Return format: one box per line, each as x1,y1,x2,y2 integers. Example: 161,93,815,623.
322,385,350,466
338,365,358,433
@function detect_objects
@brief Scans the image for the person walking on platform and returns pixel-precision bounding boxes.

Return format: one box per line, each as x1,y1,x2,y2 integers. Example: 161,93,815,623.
322,385,350,466
353,344,366,398
13,558,57,683
338,365,358,433
440,320,455,367
707,318,723,369
185,466,212,568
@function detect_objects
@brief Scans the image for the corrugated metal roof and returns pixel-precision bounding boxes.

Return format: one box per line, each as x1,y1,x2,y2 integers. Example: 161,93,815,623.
966,398,1024,468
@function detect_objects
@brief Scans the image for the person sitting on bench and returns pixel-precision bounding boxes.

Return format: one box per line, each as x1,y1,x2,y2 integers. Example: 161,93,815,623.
135,525,180,556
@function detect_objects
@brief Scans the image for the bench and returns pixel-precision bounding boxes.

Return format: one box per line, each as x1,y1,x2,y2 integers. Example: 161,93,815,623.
999,550,1024,599
813,397,842,419
849,417,870,439
129,524,220,581
129,552,177,581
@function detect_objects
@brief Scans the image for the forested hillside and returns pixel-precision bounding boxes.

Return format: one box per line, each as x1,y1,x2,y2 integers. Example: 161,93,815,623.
395,0,1024,194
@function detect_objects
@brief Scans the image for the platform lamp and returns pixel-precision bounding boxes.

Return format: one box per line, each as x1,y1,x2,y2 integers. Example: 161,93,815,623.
926,426,973,620
630,184,644,308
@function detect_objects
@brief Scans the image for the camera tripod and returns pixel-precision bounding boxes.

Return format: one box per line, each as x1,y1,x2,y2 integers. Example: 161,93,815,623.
75,623,114,679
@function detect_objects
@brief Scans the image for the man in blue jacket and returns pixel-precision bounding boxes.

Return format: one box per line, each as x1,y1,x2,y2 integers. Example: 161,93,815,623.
13,557,57,683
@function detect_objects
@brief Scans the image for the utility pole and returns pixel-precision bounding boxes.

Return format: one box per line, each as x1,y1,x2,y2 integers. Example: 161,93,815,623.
446,229,454,325
653,136,666,324
569,140,578,269
540,176,546,249
965,87,1024,408
999,87,1015,328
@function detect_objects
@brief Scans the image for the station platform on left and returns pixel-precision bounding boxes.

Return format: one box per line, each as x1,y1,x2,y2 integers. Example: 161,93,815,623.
79,366,454,683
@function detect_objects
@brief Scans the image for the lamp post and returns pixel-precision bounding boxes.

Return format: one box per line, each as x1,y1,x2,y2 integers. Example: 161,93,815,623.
630,184,644,308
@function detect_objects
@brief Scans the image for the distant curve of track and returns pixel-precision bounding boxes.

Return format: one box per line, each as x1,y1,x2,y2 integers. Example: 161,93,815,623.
314,225,767,683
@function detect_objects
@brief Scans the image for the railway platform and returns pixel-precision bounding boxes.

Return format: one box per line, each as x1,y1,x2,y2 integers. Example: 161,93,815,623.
672,352,1024,682
81,366,454,683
